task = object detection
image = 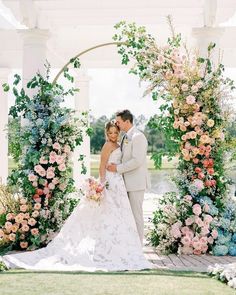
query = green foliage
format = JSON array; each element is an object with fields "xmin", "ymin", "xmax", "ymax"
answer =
[{"xmin": 0, "ymin": 63, "xmax": 90, "ymax": 252}]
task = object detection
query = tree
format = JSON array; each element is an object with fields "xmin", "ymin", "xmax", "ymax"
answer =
[{"xmin": 90, "ymin": 115, "xmax": 109, "ymax": 154}]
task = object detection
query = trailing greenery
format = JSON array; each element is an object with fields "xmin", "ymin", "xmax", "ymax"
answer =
[
  {"xmin": 114, "ymin": 20, "xmax": 236, "ymax": 255},
  {"xmin": 0, "ymin": 62, "xmax": 90, "ymax": 252}
]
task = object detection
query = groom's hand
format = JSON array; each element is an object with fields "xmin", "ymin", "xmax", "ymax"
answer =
[{"xmin": 106, "ymin": 163, "xmax": 117, "ymax": 172}]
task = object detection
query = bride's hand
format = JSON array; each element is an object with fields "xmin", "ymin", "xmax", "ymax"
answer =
[{"xmin": 106, "ymin": 163, "xmax": 117, "ymax": 172}]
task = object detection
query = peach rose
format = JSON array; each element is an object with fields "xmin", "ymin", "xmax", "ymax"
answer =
[{"xmin": 20, "ymin": 241, "xmax": 28, "ymax": 249}]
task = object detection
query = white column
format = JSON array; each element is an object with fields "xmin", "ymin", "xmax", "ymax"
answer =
[
  {"xmin": 192, "ymin": 27, "xmax": 225, "ymax": 62},
  {"xmin": 73, "ymin": 70, "xmax": 91, "ymax": 189},
  {"xmin": 18, "ymin": 29, "xmax": 49, "ymax": 92},
  {"xmin": 0, "ymin": 68, "xmax": 11, "ymax": 184}
]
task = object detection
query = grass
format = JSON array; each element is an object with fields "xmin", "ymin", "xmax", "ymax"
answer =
[
  {"xmin": 0, "ymin": 269, "xmax": 235, "ymax": 295},
  {"xmin": 90, "ymin": 154, "xmax": 178, "ymax": 170}
]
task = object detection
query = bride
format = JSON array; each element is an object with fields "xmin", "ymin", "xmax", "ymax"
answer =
[{"xmin": 2, "ymin": 121, "xmax": 152, "ymax": 271}]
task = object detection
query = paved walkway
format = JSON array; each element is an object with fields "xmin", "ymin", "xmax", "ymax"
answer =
[
  {"xmin": 143, "ymin": 194, "xmax": 236, "ymax": 272},
  {"xmin": 143, "ymin": 246, "xmax": 236, "ymax": 272}
]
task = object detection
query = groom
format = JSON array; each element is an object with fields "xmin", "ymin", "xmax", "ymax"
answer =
[{"xmin": 107, "ymin": 109, "xmax": 150, "ymax": 245}]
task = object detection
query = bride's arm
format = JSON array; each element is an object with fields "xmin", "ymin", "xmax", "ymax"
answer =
[{"xmin": 99, "ymin": 143, "xmax": 112, "ymax": 183}]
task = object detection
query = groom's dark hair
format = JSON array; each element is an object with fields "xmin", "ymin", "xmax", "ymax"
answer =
[{"xmin": 116, "ymin": 109, "xmax": 133, "ymax": 124}]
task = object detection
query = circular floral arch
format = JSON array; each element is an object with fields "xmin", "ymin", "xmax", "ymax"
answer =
[{"xmin": 1, "ymin": 21, "xmax": 236, "ymax": 257}]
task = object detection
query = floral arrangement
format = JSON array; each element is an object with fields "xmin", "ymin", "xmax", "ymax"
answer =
[
  {"xmin": 211, "ymin": 198, "xmax": 236, "ymax": 256},
  {"xmin": 209, "ymin": 263, "xmax": 236, "ymax": 289},
  {"xmin": 149, "ymin": 192, "xmax": 219, "ymax": 254},
  {"xmin": 83, "ymin": 177, "xmax": 108, "ymax": 203},
  {"xmin": 0, "ymin": 259, "xmax": 8, "ymax": 272},
  {"xmin": 0, "ymin": 63, "xmax": 91, "ymax": 253},
  {"xmin": 113, "ymin": 20, "xmax": 235, "ymax": 254}
]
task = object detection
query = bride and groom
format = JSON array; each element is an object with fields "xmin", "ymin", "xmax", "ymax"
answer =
[{"xmin": 2, "ymin": 109, "xmax": 152, "ymax": 271}]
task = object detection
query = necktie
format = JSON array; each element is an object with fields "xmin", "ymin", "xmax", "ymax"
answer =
[{"xmin": 121, "ymin": 134, "xmax": 127, "ymax": 151}]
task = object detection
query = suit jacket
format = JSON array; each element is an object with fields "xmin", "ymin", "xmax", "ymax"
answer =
[{"xmin": 117, "ymin": 127, "xmax": 151, "ymax": 192}]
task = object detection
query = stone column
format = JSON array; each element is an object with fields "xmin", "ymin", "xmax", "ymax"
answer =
[
  {"xmin": 73, "ymin": 70, "xmax": 91, "ymax": 189},
  {"xmin": 192, "ymin": 27, "xmax": 225, "ymax": 62},
  {"xmin": 18, "ymin": 29, "xmax": 49, "ymax": 93},
  {"xmin": 0, "ymin": 68, "xmax": 11, "ymax": 184}
]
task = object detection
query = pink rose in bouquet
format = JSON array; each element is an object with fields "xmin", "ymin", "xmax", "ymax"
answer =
[{"xmin": 84, "ymin": 177, "xmax": 109, "ymax": 203}]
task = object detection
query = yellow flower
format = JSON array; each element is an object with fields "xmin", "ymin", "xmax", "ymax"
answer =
[{"xmin": 207, "ymin": 119, "xmax": 215, "ymax": 127}]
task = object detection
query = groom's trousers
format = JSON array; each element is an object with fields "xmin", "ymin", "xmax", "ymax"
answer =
[{"xmin": 128, "ymin": 190, "xmax": 145, "ymax": 246}]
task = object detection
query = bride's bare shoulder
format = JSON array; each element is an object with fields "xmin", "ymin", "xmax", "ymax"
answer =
[{"xmin": 101, "ymin": 142, "xmax": 114, "ymax": 153}]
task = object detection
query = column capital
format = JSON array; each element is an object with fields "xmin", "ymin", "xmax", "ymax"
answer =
[
  {"xmin": 18, "ymin": 29, "xmax": 50, "ymax": 45},
  {"xmin": 192, "ymin": 26, "xmax": 225, "ymax": 39}
]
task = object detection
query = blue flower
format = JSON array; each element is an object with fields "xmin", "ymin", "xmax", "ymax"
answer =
[
  {"xmin": 232, "ymin": 233, "xmax": 236, "ymax": 243},
  {"xmin": 228, "ymin": 243, "xmax": 236, "ymax": 256},
  {"xmin": 212, "ymin": 245, "xmax": 229, "ymax": 256}
]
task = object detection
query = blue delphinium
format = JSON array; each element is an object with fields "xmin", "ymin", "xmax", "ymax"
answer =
[
  {"xmin": 212, "ymin": 198, "xmax": 236, "ymax": 256},
  {"xmin": 228, "ymin": 243, "xmax": 236, "ymax": 256},
  {"xmin": 213, "ymin": 245, "xmax": 229, "ymax": 256},
  {"xmin": 232, "ymin": 233, "xmax": 236, "ymax": 243}
]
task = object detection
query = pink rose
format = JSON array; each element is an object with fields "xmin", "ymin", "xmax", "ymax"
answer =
[
  {"xmin": 191, "ymin": 85, "xmax": 198, "ymax": 93},
  {"xmin": 20, "ymin": 205, "xmax": 28, "ymax": 212},
  {"xmin": 185, "ymin": 217, "xmax": 194, "ymax": 226},
  {"xmin": 21, "ymin": 224, "xmax": 30, "ymax": 232},
  {"xmin": 20, "ymin": 241, "xmax": 28, "ymax": 249},
  {"xmin": 211, "ymin": 229, "xmax": 218, "ymax": 239},
  {"xmin": 34, "ymin": 203, "xmax": 41, "ymax": 210},
  {"xmin": 43, "ymin": 187, "xmax": 50, "ymax": 195},
  {"xmin": 58, "ymin": 164, "xmax": 66, "ymax": 172},
  {"xmin": 181, "ymin": 226, "xmax": 190, "ymax": 235},
  {"xmin": 53, "ymin": 142, "xmax": 61, "ymax": 150},
  {"xmin": 193, "ymin": 204, "xmax": 202, "ymax": 216},
  {"xmin": 52, "ymin": 178, "xmax": 59, "ymax": 185},
  {"xmin": 181, "ymin": 84, "xmax": 189, "ymax": 91},
  {"xmin": 28, "ymin": 174, "xmax": 38, "ymax": 182},
  {"xmin": 48, "ymin": 183, "xmax": 55, "ymax": 190},
  {"xmin": 201, "ymin": 227, "xmax": 210, "ymax": 236},
  {"xmin": 64, "ymin": 145, "xmax": 71, "ymax": 154},
  {"xmin": 56, "ymin": 155, "xmax": 65, "ymax": 165},
  {"xmin": 31, "ymin": 228, "xmax": 39, "ymax": 236},
  {"xmin": 204, "ymin": 214, "xmax": 213, "ymax": 223},
  {"xmin": 32, "ymin": 211, "xmax": 40, "ymax": 218},
  {"xmin": 208, "ymin": 236, "xmax": 214, "ymax": 244},
  {"xmin": 39, "ymin": 157, "xmax": 48, "ymax": 164},
  {"xmin": 28, "ymin": 218, "xmax": 37, "ymax": 226},
  {"xmin": 181, "ymin": 246, "xmax": 193, "ymax": 255},
  {"xmin": 196, "ymin": 81, "xmax": 204, "ymax": 88},
  {"xmin": 186, "ymin": 95, "xmax": 196, "ymax": 105},
  {"xmin": 59, "ymin": 183, "xmax": 67, "ymax": 191},
  {"xmin": 195, "ymin": 216, "xmax": 204, "ymax": 227},
  {"xmin": 181, "ymin": 236, "xmax": 191, "ymax": 246},
  {"xmin": 184, "ymin": 195, "xmax": 192, "ymax": 202},
  {"xmin": 46, "ymin": 170, "xmax": 55, "ymax": 179}
]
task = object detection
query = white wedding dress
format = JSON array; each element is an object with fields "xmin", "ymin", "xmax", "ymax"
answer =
[{"xmin": 2, "ymin": 148, "xmax": 152, "ymax": 271}]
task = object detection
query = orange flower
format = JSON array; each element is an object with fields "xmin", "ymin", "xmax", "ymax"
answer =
[{"xmin": 20, "ymin": 241, "xmax": 28, "ymax": 249}]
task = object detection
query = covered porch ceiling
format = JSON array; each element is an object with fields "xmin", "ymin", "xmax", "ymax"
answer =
[{"xmin": 1, "ymin": 0, "xmax": 236, "ymax": 68}]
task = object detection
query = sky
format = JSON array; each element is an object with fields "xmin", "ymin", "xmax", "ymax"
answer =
[{"xmin": 88, "ymin": 68, "xmax": 160, "ymax": 119}]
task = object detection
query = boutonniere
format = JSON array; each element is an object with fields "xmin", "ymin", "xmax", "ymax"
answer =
[{"xmin": 124, "ymin": 138, "xmax": 129, "ymax": 145}]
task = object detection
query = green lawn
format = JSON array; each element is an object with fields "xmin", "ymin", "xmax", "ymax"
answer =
[
  {"xmin": 0, "ymin": 269, "xmax": 235, "ymax": 295},
  {"xmin": 90, "ymin": 154, "xmax": 178, "ymax": 170}
]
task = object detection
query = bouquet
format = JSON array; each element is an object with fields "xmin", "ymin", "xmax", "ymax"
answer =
[{"xmin": 83, "ymin": 177, "xmax": 108, "ymax": 203}]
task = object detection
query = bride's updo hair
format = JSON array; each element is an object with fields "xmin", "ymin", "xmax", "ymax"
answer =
[{"xmin": 105, "ymin": 120, "xmax": 120, "ymax": 141}]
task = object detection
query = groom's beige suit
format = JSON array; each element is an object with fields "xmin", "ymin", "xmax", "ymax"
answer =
[{"xmin": 117, "ymin": 126, "xmax": 150, "ymax": 244}]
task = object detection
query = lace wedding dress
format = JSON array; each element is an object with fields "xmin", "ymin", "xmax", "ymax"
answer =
[{"xmin": 2, "ymin": 148, "xmax": 152, "ymax": 271}]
